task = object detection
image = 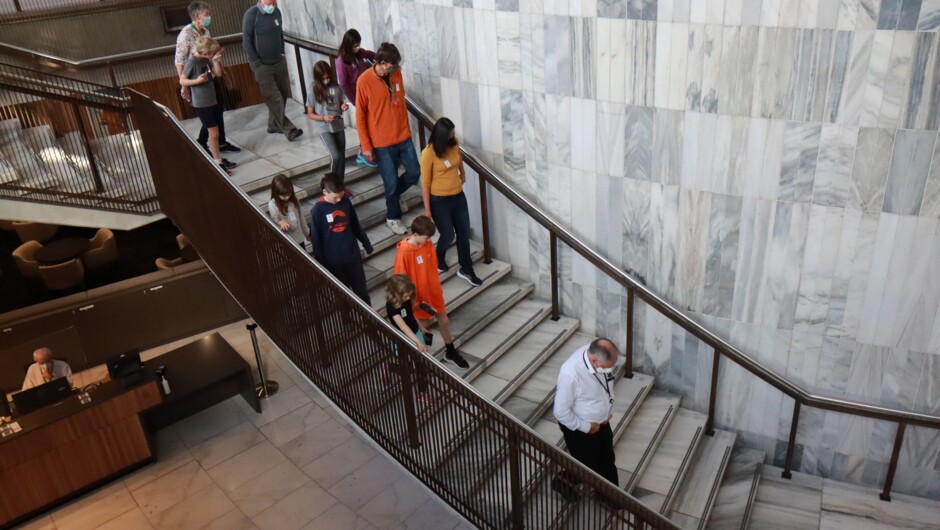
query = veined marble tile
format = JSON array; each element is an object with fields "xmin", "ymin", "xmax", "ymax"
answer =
[
  {"xmin": 878, "ymin": 30, "xmax": 915, "ymax": 129},
  {"xmin": 813, "ymin": 124, "xmax": 858, "ymax": 207},
  {"xmin": 849, "ymin": 127, "xmax": 894, "ymax": 212},
  {"xmin": 901, "ymin": 31, "xmax": 939, "ymax": 130},
  {"xmin": 838, "ymin": 29, "xmax": 874, "ymax": 125},
  {"xmin": 856, "ymin": 214, "xmax": 899, "ymax": 344},
  {"xmin": 754, "ymin": 27, "xmax": 778, "ymax": 119},
  {"xmin": 883, "ymin": 129, "xmax": 935, "ymax": 215},
  {"xmin": 772, "ymin": 29, "xmax": 798, "ymax": 119},
  {"xmin": 628, "ymin": 21, "xmax": 657, "ymax": 106},
  {"xmin": 822, "ymin": 477, "xmax": 940, "ymax": 527},
  {"xmin": 920, "ymin": 0, "xmax": 940, "ymax": 28},
  {"xmin": 685, "ymin": 24, "xmax": 706, "ymax": 112},
  {"xmin": 676, "ymin": 190, "xmax": 710, "ymax": 312},
  {"xmin": 699, "ymin": 24, "xmax": 722, "ymax": 113},
  {"xmin": 622, "ymin": 179, "xmax": 651, "ymax": 284},
  {"xmin": 922, "ymin": 138, "xmax": 940, "ymax": 219},
  {"xmin": 779, "ymin": 121, "xmax": 820, "ymax": 204},
  {"xmin": 496, "ymin": 12, "xmax": 522, "ymax": 90},
  {"xmin": 652, "ymin": 109, "xmax": 683, "ymax": 186},
  {"xmin": 838, "ymin": 0, "xmax": 862, "ymax": 29},
  {"xmin": 860, "ymin": 30, "xmax": 894, "ymax": 127},
  {"xmin": 649, "ymin": 183, "xmax": 680, "ymax": 299},
  {"xmin": 717, "ymin": 26, "xmax": 739, "ymax": 116},
  {"xmin": 654, "ymin": 22, "xmax": 673, "ymax": 108},
  {"xmin": 913, "ymin": 353, "xmax": 940, "ymax": 414},
  {"xmin": 857, "ymin": 0, "xmax": 884, "ymax": 29},
  {"xmin": 624, "ymin": 105, "xmax": 652, "ymax": 181},
  {"xmin": 668, "ymin": 24, "xmax": 690, "ymax": 110},
  {"xmin": 878, "ymin": 0, "xmax": 904, "ymax": 28},
  {"xmin": 702, "ymin": 194, "xmax": 742, "ymax": 319},
  {"xmin": 734, "ymin": 27, "xmax": 759, "ymax": 117}
]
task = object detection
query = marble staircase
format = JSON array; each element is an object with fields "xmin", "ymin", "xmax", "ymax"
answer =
[{"xmin": 221, "ymin": 123, "xmax": 940, "ymax": 529}]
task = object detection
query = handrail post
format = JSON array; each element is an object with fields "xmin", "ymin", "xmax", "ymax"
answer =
[
  {"xmin": 625, "ymin": 289, "xmax": 634, "ymax": 379},
  {"xmin": 70, "ymin": 102, "xmax": 104, "ymax": 193},
  {"xmin": 107, "ymin": 62, "xmax": 118, "ymax": 87},
  {"xmin": 705, "ymin": 348, "xmax": 720, "ymax": 436},
  {"xmin": 293, "ymin": 44, "xmax": 306, "ymax": 109},
  {"xmin": 478, "ymin": 172, "xmax": 492, "ymax": 264},
  {"xmin": 782, "ymin": 400, "xmax": 801, "ymax": 479},
  {"xmin": 881, "ymin": 421, "xmax": 907, "ymax": 501},
  {"xmin": 400, "ymin": 348, "xmax": 422, "ymax": 449},
  {"xmin": 508, "ymin": 430, "xmax": 524, "ymax": 529},
  {"xmin": 550, "ymin": 232, "xmax": 559, "ymax": 321},
  {"xmin": 418, "ymin": 125, "xmax": 426, "ymax": 150}
]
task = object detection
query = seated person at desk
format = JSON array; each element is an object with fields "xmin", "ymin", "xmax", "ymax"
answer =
[{"xmin": 22, "ymin": 347, "xmax": 72, "ymax": 391}]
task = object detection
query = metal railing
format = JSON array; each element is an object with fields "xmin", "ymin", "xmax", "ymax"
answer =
[
  {"xmin": 0, "ymin": 0, "xmax": 185, "ymax": 23},
  {"xmin": 129, "ymin": 88, "xmax": 678, "ymax": 529},
  {"xmin": 282, "ymin": 32, "xmax": 940, "ymax": 503},
  {"xmin": 0, "ymin": 62, "xmax": 157, "ymax": 213}
]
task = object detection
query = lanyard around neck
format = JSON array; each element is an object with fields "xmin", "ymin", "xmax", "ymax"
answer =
[{"xmin": 582, "ymin": 352, "xmax": 612, "ymax": 400}]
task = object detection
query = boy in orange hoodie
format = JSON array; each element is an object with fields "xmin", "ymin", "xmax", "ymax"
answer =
[{"xmin": 393, "ymin": 216, "xmax": 470, "ymax": 369}]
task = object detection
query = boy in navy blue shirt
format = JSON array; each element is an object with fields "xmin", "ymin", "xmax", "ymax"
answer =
[{"xmin": 310, "ymin": 172, "xmax": 374, "ymax": 303}]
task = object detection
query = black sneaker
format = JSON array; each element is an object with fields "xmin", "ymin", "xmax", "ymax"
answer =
[
  {"xmin": 438, "ymin": 264, "xmax": 449, "ymax": 275},
  {"xmin": 220, "ymin": 158, "xmax": 237, "ymax": 170},
  {"xmin": 220, "ymin": 142, "xmax": 241, "ymax": 153},
  {"xmin": 445, "ymin": 348, "xmax": 469, "ymax": 369},
  {"xmin": 457, "ymin": 269, "xmax": 483, "ymax": 287},
  {"xmin": 267, "ymin": 128, "xmax": 278, "ymax": 134},
  {"xmin": 287, "ymin": 128, "xmax": 303, "ymax": 141}
]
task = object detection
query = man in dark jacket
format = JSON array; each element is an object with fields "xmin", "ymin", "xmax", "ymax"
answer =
[{"xmin": 242, "ymin": 0, "xmax": 302, "ymax": 141}]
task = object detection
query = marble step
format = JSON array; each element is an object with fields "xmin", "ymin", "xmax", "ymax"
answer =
[
  {"xmin": 369, "ymin": 258, "xmax": 513, "ymax": 320},
  {"xmin": 632, "ymin": 408, "xmax": 707, "ymax": 514},
  {"xmin": 748, "ymin": 464, "xmax": 823, "ymax": 530},
  {"xmin": 425, "ymin": 277, "xmax": 534, "ymax": 361},
  {"xmin": 362, "ymin": 237, "xmax": 483, "ymax": 291},
  {"xmin": 240, "ymin": 144, "xmax": 361, "ymax": 194},
  {"xmin": 455, "ymin": 297, "xmax": 553, "ymax": 382},
  {"xmin": 360, "ymin": 209, "xmax": 424, "ymax": 257},
  {"xmin": 613, "ymin": 393, "xmax": 681, "ymax": 492},
  {"xmin": 248, "ymin": 162, "xmax": 374, "ymax": 208},
  {"xmin": 472, "ymin": 326, "xmax": 584, "ymax": 407},
  {"xmin": 356, "ymin": 185, "xmax": 424, "ymax": 229},
  {"xmin": 703, "ymin": 448, "xmax": 764, "ymax": 530},
  {"xmin": 666, "ymin": 428, "xmax": 736, "ymax": 529}
]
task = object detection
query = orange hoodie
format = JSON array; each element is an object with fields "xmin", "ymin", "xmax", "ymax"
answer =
[
  {"xmin": 393, "ymin": 237, "xmax": 445, "ymax": 320},
  {"xmin": 355, "ymin": 67, "xmax": 411, "ymax": 152}
]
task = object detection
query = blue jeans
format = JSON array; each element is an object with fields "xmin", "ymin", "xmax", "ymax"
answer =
[
  {"xmin": 430, "ymin": 191, "xmax": 473, "ymax": 274},
  {"xmin": 374, "ymin": 138, "xmax": 420, "ymax": 220}
]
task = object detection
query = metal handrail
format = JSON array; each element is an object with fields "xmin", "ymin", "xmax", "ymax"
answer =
[{"xmin": 0, "ymin": 33, "xmax": 242, "ymax": 69}]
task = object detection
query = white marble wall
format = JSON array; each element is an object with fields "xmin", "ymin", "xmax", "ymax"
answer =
[{"xmin": 283, "ymin": 0, "xmax": 940, "ymax": 499}]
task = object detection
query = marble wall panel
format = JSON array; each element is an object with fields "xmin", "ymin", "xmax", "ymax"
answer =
[{"xmin": 285, "ymin": 0, "xmax": 940, "ymax": 497}]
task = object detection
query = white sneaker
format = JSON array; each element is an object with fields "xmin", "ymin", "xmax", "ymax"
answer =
[
  {"xmin": 399, "ymin": 197, "xmax": 410, "ymax": 213},
  {"xmin": 386, "ymin": 219, "xmax": 408, "ymax": 234}
]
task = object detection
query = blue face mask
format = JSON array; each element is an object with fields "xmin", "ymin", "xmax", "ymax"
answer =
[
  {"xmin": 201, "ymin": 15, "xmax": 212, "ymax": 27},
  {"xmin": 261, "ymin": 4, "xmax": 275, "ymax": 14}
]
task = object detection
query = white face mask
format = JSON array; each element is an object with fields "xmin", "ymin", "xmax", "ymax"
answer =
[{"xmin": 595, "ymin": 366, "xmax": 614, "ymax": 375}]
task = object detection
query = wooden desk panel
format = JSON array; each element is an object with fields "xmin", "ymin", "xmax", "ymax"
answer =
[{"xmin": 0, "ymin": 380, "xmax": 162, "ymax": 528}]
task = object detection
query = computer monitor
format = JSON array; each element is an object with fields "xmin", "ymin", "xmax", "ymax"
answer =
[
  {"xmin": 12, "ymin": 377, "xmax": 73, "ymax": 416},
  {"xmin": 107, "ymin": 349, "xmax": 143, "ymax": 385}
]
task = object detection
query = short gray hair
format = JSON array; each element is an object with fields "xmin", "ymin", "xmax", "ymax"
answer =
[
  {"xmin": 587, "ymin": 338, "xmax": 617, "ymax": 362},
  {"xmin": 188, "ymin": 1, "xmax": 211, "ymax": 21},
  {"xmin": 33, "ymin": 347, "xmax": 52, "ymax": 362}
]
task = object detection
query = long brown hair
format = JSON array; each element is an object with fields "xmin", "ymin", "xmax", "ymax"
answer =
[
  {"xmin": 270, "ymin": 174, "xmax": 300, "ymax": 216},
  {"xmin": 312, "ymin": 61, "xmax": 335, "ymax": 104},
  {"xmin": 385, "ymin": 274, "xmax": 416, "ymax": 307}
]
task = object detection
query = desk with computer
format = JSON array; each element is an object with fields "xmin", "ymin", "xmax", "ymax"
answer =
[{"xmin": 0, "ymin": 333, "xmax": 260, "ymax": 529}]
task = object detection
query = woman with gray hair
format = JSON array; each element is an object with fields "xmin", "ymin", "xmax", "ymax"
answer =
[{"xmin": 174, "ymin": 1, "xmax": 240, "ymax": 154}]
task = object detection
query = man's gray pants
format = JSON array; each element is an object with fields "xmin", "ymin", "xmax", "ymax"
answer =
[{"xmin": 251, "ymin": 58, "xmax": 296, "ymax": 135}]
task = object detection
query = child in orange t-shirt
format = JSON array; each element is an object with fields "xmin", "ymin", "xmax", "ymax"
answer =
[{"xmin": 393, "ymin": 216, "xmax": 470, "ymax": 369}]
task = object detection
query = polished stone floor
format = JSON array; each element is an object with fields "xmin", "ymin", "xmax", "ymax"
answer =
[{"xmin": 15, "ymin": 320, "xmax": 471, "ymax": 530}]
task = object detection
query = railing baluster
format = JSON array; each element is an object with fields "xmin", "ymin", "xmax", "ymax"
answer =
[
  {"xmin": 881, "ymin": 421, "xmax": 906, "ymax": 501},
  {"xmin": 705, "ymin": 348, "xmax": 720, "ymax": 436},
  {"xmin": 293, "ymin": 44, "xmax": 307, "ymax": 108},
  {"xmin": 400, "ymin": 350, "xmax": 422, "ymax": 449},
  {"xmin": 508, "ymin": 430, "xmax": 524, "ymax": 530},
  {"xmin": 625, "ymin": 289, "xmax": 634, "ymax": 379},
  {"xmin": 69, "ymin": 102, "xmax": 104, "ymax": 193},
  {"xmin": 418, "ymin": 125, "xmax": 426, "ymax": 150},
  {"xmin": 550, "ymin": 232, "xmax": 559, "ymax": 321},
  {"xmin": 782, "ymin": 400, "xmax": 801, "ymax": 479},
  {"xmin": 478, "ymin": 172, "xmax": 492, "ymax": 264}
]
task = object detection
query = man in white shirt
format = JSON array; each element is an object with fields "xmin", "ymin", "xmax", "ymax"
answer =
[
  {"xmin": 553, "ymin": 338, "xmax": 620, "ymax": 487},
  {"xmin": 22, "ymin": 347, "xmax": 73, "ymax": 391}
]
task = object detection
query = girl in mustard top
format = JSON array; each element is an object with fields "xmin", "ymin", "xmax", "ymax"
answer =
[{"xmin": 420, "ymin": 118, "xmax": 482, "ymax": 287}]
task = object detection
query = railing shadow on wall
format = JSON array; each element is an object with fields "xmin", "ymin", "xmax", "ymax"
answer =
[
  {"xmin": 128, "ymin": 88, "xmax": 679, "ymax": 530},
  {"xmin": 280, "ymin": 32, "xmax": 940, "ymax": 503}
]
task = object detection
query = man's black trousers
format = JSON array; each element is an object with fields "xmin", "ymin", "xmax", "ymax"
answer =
[{"xmin": 559, "ymin": 423, "xmax": 619, "ymax": 486}]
